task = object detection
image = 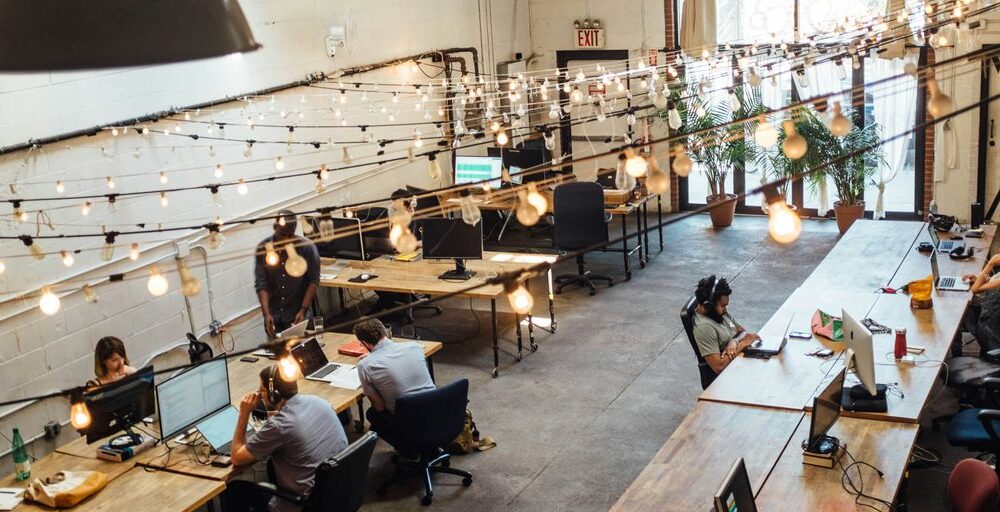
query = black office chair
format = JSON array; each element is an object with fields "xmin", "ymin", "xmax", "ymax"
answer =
[
  {"xmin": 552, "ymin": 181, "xmax": 613, "ymax": 296},
  {"xmin": 681, "ymin": 296, "xmax": 717, "ymax": 390},
  {"xmin": 256, "ymin": 431, "xmax": 378, "ymax": 512},
  {"xmin": 376, "ymin": 379, "xmax": 473, "ymax": 506},
  {"xmin": 186, "ymin": 333, "xmax": 213, "ymax": 364}
]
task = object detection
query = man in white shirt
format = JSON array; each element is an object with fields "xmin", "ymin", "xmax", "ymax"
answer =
[{"xmin": 353, "ymin": 318, "xmax": 435, "ymax": 447}]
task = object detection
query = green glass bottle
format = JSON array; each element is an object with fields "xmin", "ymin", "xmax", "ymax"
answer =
[{"xmin": 11, "ymin": 428, "xmax": 30, "ymax": 481}]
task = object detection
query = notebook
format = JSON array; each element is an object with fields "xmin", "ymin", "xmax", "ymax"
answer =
[{"xmin": 338, "ymin": 340, "xmax": 369, "ymax": 357}]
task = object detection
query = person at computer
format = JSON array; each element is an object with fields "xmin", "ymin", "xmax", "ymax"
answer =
[
  {"xmin": 961, "ymin": 253, "xmax": 1000, "ymax": 360},
  {"xmin": 225, "ymin": 364, "xmax": 348, "ymax": 512},
  {"xmin": 353, "ymin": 318, "xmax": 435, "ymax": 448},
  {"xmin": 691, "ymin": 276, "xmax": 761, "ymax": 374},
  {"xmin": 254, "ymin": 210, "xmax": 321, "ymax": 338},
  {"xmin": 86, "ymin": 336, "xmax": 136, "ymax": 387}
]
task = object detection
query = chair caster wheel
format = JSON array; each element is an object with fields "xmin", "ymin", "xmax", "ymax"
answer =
[
  {"xmin": 376, "ymin": 487, "xmax": 388, "ymax": 497},
  {"xmin": 421, "ymin": 495, "xmax": 433, "ymax": 506},
  {"xmin": 491, "ymin": 368, "xmax": 499, "ymax": 378},
  {"xmin": 462, "ymin": 476, "xmax": 473, "ymax": 487}
]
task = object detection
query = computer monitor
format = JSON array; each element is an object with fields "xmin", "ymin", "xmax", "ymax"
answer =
[
  {"xmin": 156, "ymin": 355, "xmax": 231, "ymax": 442},
  {"xmin": 842, "ymin": 309, "xmax": 878, "ymax": 396},
  {"xmin": 804, "ymin": 396, "xmax": 841, "ymax": 454},
  {"xmin": 419, "ymin": 217, "xmax": 483, "ymax": 280},
  {"xmin": 310, "ymin": 216, "xmax": 368, "ymax": 260},
  {"xmin": 455, "ymin": 155, "xmax": 503, "ymax": 188},
  {"xmin": 818, "ymin": 368, "xmax": 846, "ymax": 405},
  {"xmin": 713, "ymin": 458, "xmax": 758, "ymax": 512},
  {"xmin": 80, "ymin": 366, "xmax": 155, "ymax": 445},
  {"xmin": 489, "ymin": 146, "xmax": 551, "ymax": 184},
  {"xmin": 406, "ymin": 185, "xmax": 444, "ymax": 218}
]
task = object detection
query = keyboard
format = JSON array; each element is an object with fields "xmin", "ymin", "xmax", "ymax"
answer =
[
  {"xmin": 311, "ymin": 363, "xmax": 341, "ymax": 379},
  {"xmin": 940, "ymin": 277, "xmax": 956, "ymax": 288},
  {"xmin": 940, "ymin": 241, "xmax": 955, "ymax": 251}
]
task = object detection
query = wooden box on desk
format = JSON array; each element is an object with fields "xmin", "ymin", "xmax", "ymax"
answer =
[
  {"xmin": 604, "ymin": 189, "xmax": 631, "ymax": 205},
  {"xmin": 802, "ymin": 443, "xmax": 846, "ymax": 469}
]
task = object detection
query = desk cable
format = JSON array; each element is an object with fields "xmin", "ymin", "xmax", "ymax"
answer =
[{"xmin": 832, "ymin": 439, "xmax": 894, "ymax": 512}]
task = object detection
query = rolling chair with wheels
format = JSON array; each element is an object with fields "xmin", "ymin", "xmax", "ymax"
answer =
[
  {"xmin": 681, "ymin": 296, "xmax": 717, "ymax": 390},
  {"xmin": 251, "ymin": 431, "xmax": 378, "ymax": 512},
  {"xmin": 552, "ymin": 181, "xmax": 613, "ymax": 296},
  {"xmin": 948, "ymin": 458, "xmax": 1000, "ymax": 512},
  {"xmin": 947, "ymin": 377, "xmax": 1000, "ymax": 475},
  {"xmin": 376, "ymin": 379, "xmax": 473, "ymax": 506}
]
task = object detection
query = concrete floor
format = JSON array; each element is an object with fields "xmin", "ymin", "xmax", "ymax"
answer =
[{"xmin": 326, "ymin": 213, "xmax": 964, "ymax": 511}]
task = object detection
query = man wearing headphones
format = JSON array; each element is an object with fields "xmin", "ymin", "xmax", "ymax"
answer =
[
  {"xmin": 225, "ymin": 365, "xmax": 347, "ymax": 512},
  {"xmin": 691, "ymin": 275, "xmax": 760, "ymax": 375}
]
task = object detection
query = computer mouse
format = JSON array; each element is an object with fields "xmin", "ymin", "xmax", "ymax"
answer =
[
  {"xmin": 360, "ymin": 273, "xmax": 370, "ymax": 281},
  {"xmin": 753, "ymin": 340, "xmax": 762, "ymax": 347}
]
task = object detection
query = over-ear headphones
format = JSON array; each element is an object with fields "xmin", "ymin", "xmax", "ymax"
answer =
[
  {"xmin": 950, "ymin": 246, "xmax": 974, "ymax": 260},
  {"xmin": 266, "ymin": 365, "xmax": 282, "ymax": 405},
  {"xmin": 702, "ymin": 276, "xmax": 719, "ymax": 309}
]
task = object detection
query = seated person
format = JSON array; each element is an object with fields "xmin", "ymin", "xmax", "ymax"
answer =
[
  {"xmin": 87, "ymin": 337, "xmax": 136, "ymax": 387},
  {"xmin": 226, "ymin": 365, "xmax": 348, "ymax": 512},
  {"xmin": 353, "ymin": 318, "xmax": 435, "ymax": 448},
  {"xmin": 962, "ymin": 254, "xmax": 1000, "ymax": 359},
  {"xmin": 691, "ymin": 276, "xmax": 760, "ymax": 374}
]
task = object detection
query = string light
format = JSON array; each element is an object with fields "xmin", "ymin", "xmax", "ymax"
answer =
[
  {"xmin": 160, "ymin": 192, "xmax": 169, "ymax": 206},
  {"xmin": 265, "ymin": 242, "xmax": 280, "ymax": 266},
  {"xmin": 828, "ymin": 102, "xmax": 851, "ymax": 137},
  {"xmin": 106, "ymin": 176, "xmax": 115, "ymax": 189},
  {"xmin": 69, "ymin": 391, "xmax": 91, "ymax": 430},
  {"xmin": 516, "ymin": 190, "xmax": 540, "ymax": 226},
  {"xmin": 764, "ymin": 183, "xmax": 801, "ymax": 244},
  {"xmin": 129, "ymin": 243, "xmax": 140, "ymax": 261},
  {"xmin": 21, "ymin": 236, "xmax": 44, "ymax": 260},
  {"xmin": 0, "ymin": 259, "xmax": 6, "ymax": 274},
  {"xmin": 147, "ymin": 265, "xmax": 169, "ymax": 297},
  {"xmin": 671, "ymin": 145, "xmax": 693, "ymax": 177},
  {"xmin": 754, "ymin": 116, "xmax": 779, "ymax": 148},
  {"xmin": 623, "ymin": 148, "xmax": 649, "ymax": 177},
  {"xmin": 459, "ymin": 191, "xmax": 481, "ymax": 226},
  {"xmin": 275, "ymin": 156, "xmax": 285, "ymax": 170},
  {"xmin": 214, "ymin": 164, "xmax": 224, "ymax": 178},
  {"xmin": 237, "ymin": 179, "xmax": 249, "ymax": 195},
  {"xmin": 159, "ymin": 171, "xmax": 168, "ymax": 184},
  {"xmin": 12, "ymin": 202, "xmax": 27, "ymax": 223},
  {"xmin": 525, "ymin": 183, "xmax": 548, "ymax": 215},
  {"xmin": 496, "ymin": 129, "xmax": 509, "ymax": 146},
  {"xmin": 505, "ymin": 279, "xmax": 534, "ymax": 315},
  {"xmin": 284, "ymin": 243, "xmax": 308, "ymax": 277},
  {"xmin": 101, "ymin": 233, "xmax": 116, "ymax": 261},
  {"xmin": 60, "ymin": 250, "xmax": 74, "ymax": 267},
  {"xmin": 179, "ymin": 260, "xmax": 202, "ymax": 297},
  {"xmin": 781, "ymin": 120, "xmax": 808, "ymax": 160},
  {"xmin": 207, "ymin": 227, "xmax": 225, "ymax": 250},
  {"xmin": 927, "ymin": 77, "xmax": 955, "ymax": 118},
  {"xmin": 83, "ymin": 284, "xmax": 98, "ymax": 304},
  {"xmin": 278, "ymin": 352, "xmax": 302, "ymax": 381},
  {"xmin": 55, "ymin": 181, "xmax": 65, "ymax": 194},
  {"xmin": 427, "ymin": 153, "xmax": 442, "ymax": 182},
  {"xmin": 39, "ymin": 288, "xmax": 61, "ymax": 316},
  {"xmin": 81, "ymin": 202, "xmax": 92, "ymax": 216}
]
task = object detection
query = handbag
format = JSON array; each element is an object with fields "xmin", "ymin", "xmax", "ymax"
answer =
[
  {"xmin": 811, "ymin": 309, "xmax": 843, "ymax": 341},
  {"xmin": 446, "ymin": 410, "xmax": 496, "ymax": 455},
  {"xmin": 25, "ymin": 471, "xmax": 108, "ymax": 508}
]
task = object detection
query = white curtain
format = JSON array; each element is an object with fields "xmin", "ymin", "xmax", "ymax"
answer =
[
  {"xmin": 680, "ymin": 0, "xmax": 718, "ymax": 59},
  {"xmin": 868, "ymin": 50, "xmax": 917, "ymax": 219},
  {"xmin": 796, "ymin": 61, "xmax": 849, "ymax": 214}
]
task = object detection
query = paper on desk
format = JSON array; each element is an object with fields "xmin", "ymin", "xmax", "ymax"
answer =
[
  {"xmin": 0, "ymin": 488, "xmax": 24, "ymax": 511},
  {"xmin": 328, "ymin": 368, "xmax": 361, "ymax": 390}
]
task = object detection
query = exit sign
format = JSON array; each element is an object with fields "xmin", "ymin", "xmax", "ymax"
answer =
[{"xmin": 574, "ymin": 28, "xmax": 605, "ymax": 48}]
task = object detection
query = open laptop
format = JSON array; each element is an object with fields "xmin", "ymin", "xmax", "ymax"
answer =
[
  {"xmin": 196, "ymin": 405, "xmax": 252, "ymax": 456},
  {"xmin": 714, "ymin": 458, "xmax": 757, "ymax": 512},
  {"xmin": 932, "ymin": 251, "xmax": 970, "ymax": 291},
  {"xmin": 253, "ymin": 319, "xmax": 310, "ymax": 357},
  {"xmin": 928, "ymin": 223, "xmax": 964, "ymax": 253},
  {"xmin": 290, "ymin": 337, "xmax": 350, "ymax": 382},
  {"xmin": 744, "ymin": 314, "xmax": 793, "ymax": 357}
]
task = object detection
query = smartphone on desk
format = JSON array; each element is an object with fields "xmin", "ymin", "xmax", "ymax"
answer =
[{"xmin": 788, "ymin": 331, "xmax": 812, "ymax": 339}]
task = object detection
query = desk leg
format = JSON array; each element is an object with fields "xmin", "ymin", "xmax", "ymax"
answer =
[
  {"xmin": 621, "ymin": 214, "xmax": 632, "ymax": 280},
  {"xmin": 526, "ymin": 280, "xmax": 537, "ymax": 352},
  {"xmin": 491, "ymin": 299, "xmax": 500, "ymax": 378},
  {"xmin": 635, "ymin": 208, "xmax": 646, "ymax": 269},
  {"xmin": 657, "ymin": 195, "xmax": 664, "ymax": 252},
  {"xmin": 355, "ymin": 398, "xmax": 365, "ymax": 433},
  {"xmin": 547, "ymin": 269, "xmax": 557, "ymax": 334},
  {"xmin": 515, "ymin": 312, "xmax": 523, "ymax": 362},
  {"xmin": 642, "ymin": 202, "xmax": 650, "ymax": 262}
]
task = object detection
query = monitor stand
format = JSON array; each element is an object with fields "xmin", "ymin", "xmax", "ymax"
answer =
[
  {"xmin": 110, "ymin": 424, "xmax": 145, "ymax": 448},
  {"xmin": 841, "ymin": 383, "xmax": 888, "ymax": 412},
  {"xmin": 439, "ymin": 258, "xmax": 476, "ymax": 281},
  {"xmin": 801, "ymin": 435, "xmax": 839, "ymax": 455}
]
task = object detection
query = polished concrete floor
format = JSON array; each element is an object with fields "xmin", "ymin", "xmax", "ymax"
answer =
[{"xmin": 334, "ymin": 213, "xmax": 964, "ymax": 511}]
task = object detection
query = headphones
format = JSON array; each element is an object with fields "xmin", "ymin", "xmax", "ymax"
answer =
[
  {"xmin": 265, "ymin": 365, "xmax": 282, "ymax": 405},
  {"xmin": 950, "ymin": 246, "xmax": 975, "ymax": 260},
  {"xmin": 702, "ymin": 276, "xmax": 719, "ymax": 309}
]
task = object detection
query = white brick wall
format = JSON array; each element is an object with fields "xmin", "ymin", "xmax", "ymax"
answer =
[{"xmin": 0, "ymin": 0, "xmax": 529, "ymax": 464}]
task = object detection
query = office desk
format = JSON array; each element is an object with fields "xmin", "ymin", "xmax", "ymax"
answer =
[
  {"xmin": 699, "ymin": 288, "xmax": 879, "ymax": 411},
  {"xmin": 889, "ymin": 224, "xmax": 998, "ymax": 291},
  {"xmin": 755, "ymin": 414, "xmax": 918, "ymax": 511},
  {"xmin": 320, "ymin": 251, "xmax": 557, "ymax": 377},
  {"xmin": 801, "ymin": 220, "xmax": 923, "ymax": 293},
  {"xmin": 610, "ymin": 402, "xmax": 803, "ymax": 512}
]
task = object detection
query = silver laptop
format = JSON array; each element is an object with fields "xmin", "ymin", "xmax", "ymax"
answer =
[
  {"xmin": 254, "ymin": 319, "xmax": 310, "ymax": 357},
  {"xmin": 928, "ymin": 224, "xmax": 964, "ymax": 253},
  {"xmin": 932, "ymin": 251, "xmax": 970, "ymax": 291},
  {"xmin": 744, "ymin": 314, "xmax": 793, "ymax": 357},
  {"xmin": 196, "ymin": 405, "xmax": 251, "ymax": 456}
]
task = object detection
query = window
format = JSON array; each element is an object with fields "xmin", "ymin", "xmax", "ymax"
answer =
[{"xmin": 677, "ymin": 0, "xmax": 795, "ymax": 45}]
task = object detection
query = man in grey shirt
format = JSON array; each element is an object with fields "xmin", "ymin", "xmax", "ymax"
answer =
[
  {"xmin": 691, "ymin": 275, "xmax": 760, "ymax": 375},
  {"xmin": 254, "ymin": 210, "xmax": 321, "ymax": 337},
  {"xmin": 225, "ymin": 365, "xmax": 348, "ymax": 512},
  {"xmin": 353, "ymin": 318, "xmax": 435, "ymax": 447}
]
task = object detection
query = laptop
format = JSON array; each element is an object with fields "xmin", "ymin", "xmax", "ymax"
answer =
[
  {"xmin": 928, "ymin": 223, "xmax": 964, "ymax": 253},
  {"xmin": 744, "ymin": 314, "xmax": 793, "ymax": 357},
  {"xmin": 713, "ymin": 458, "xmax": 757, "ymax": 512},
  {"xmin": 253, "ymin": 319, "xmax": 309, "ymax": 357},
  {"xmin": 196, "ymin": 405, "xmax": 252, "ymax": 456},
  {"xmin": 291, "ymin": 337, "xmax": 351, "ymax": 382},
  {"xmin": 931, "ymin": 251, "xmax": 970, "ymax": 291}
]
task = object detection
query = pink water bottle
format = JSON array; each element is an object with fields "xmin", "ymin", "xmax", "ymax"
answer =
[{"xmin": 894, "ymin": 328, "xmax": 908, "ymax": 359}]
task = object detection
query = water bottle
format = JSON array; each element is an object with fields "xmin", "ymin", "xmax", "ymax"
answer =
[{"xmin": 11, "ymin": 428, "xmax": 30, "ymax": 481}]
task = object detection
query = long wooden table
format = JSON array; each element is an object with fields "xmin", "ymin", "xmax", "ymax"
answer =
[
  {"xmin": 320, "ymin": 251, "xmax": 556, "ymax": 377},
  {"xmin": 800, "ymin": 220, "xmax": 924, "ymax": 293}
]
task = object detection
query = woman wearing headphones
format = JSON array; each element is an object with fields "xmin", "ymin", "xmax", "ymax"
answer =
[{"xmin": 691, "ymin": 275, "xmax": 760, "ymax": 375}]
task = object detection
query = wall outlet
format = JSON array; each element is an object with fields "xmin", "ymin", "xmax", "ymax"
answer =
[
  {"xmin": 174, "ymin": 241, "xmax": 190, "ymax": 259},
  {"xmin": 43, "ymin": 421, "xmax": 60, "ymax": 440},
  {"xmin": 209, "ymin": 320, "xmax": 223, "ymax": 337}
]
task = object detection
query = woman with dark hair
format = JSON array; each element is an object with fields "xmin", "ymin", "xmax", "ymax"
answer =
[
  {"xmin": 88, "ymin": 337, "xmax": 136, "ymax": 387},
  {"xmin": 691, "ymin": 275, "xmax": 760, "ymax": 375}
]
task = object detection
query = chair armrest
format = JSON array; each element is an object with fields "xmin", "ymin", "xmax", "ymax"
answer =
[
  {"xmin": 254, "ymin": 482, "xmax": 306, "ymax": 506},
  {"xmin": 983, "ymin": 377, "xmax": 1000, "ymax": 389},
  {"xmin": 977, "ymin": 409, "xmax": 1000, "ymax": 442}
]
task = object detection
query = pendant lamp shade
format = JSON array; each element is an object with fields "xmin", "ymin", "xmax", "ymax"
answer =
[{"xmin": 0, "ymin": 0, "xmax": 260, "ymax": 71}]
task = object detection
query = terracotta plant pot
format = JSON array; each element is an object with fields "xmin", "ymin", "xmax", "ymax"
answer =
[
  {"xmin": 833, "ymin": 200, "xmax": 866, "ymax": 234},
  {"xmin": 707, "ymin": 194, "xmax": 738, "ymax": 228}
]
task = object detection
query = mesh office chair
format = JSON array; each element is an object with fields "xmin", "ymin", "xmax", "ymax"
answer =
[
  {"xmin": 376, "ymin": 379, "xmax": 473, "ymax": 506},
  {"xmin": 553, "ymin": 181, "xmax": 613, "ymax": 296},
  {"xmin": 681, "ymin": 296, "xmax": 717, "ymax": 390}
]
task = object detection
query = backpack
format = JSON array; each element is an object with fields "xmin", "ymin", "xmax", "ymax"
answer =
[{"xmin": 446, "ymin": 410, "xmax": 496, "ymax": 454}]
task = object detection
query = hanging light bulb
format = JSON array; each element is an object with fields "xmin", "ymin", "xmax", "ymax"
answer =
[
  {"xmin": 207, "ymin": 228, "xmax": 225, "ymax": 250},
  {"xmin": 0, "ymin": 259, "xmax": 6, "ymax": 274},
  {"xmin": 278, "ymin": 353, "xmax": 302, "ymax": 381},
  {"xmin": 667, "ymin": 102, "xmax": 682, "ymax": 130},
  {"xmin": 39, "ymin": 288, "xmax": 60, "ymax": 316},
  {"xmin": 623, "ymin": 148, "xmax": 649, "ymax": 177},
  {"xmin": 214, "ymin": 164, "xmax": 224, "ymax": 178},
  {"xmin": 265, "ymin": 242, "xmax": 280, "ymax": 266},
  {"xmin": 237, "ymin": 179, "xmax": 249, "ymax": 195},
  {"xmin": 21, "ymin": 236, "xmax": 44, "ymax": 260},
  {"xmin": 341, "ymin": 147, "xmax": 352, "ymax": 164},
  {"xmin": 275, "ymin": 157, "xmax": 285, "ymax": 170},
  {"xmin": 397, "ymin": 229, "xmax": 418, "ymax": 253},
  {"xmin": 829, "ymin": 102, "xmax": 851, "ymax": 137},
  {"xmin": 927, "ymin": 78, "xmax": 955, "ymax": 118},
  {"xmin": 460, "ymin": 192, "xmax": 481, "ymax": 225},
  {"xmin": 81, "ymin": 202, "xmax": 91, "ymax": 216},
  {"xmin": 179, "ymin": 261, "xmax": 202, "ymax": 297},
  {"xmin": 413, "ymin": 131, "xmax": 423, "ymax": 148},
  {"xmin": 211, "ymin": 186, "xmax": 224, "ymax": 206},
  {"xmin": 782, "ymin": 121, "xmax": 808, "ymax": 160},
  {"xmin": 159, "ymin": 171, "xmax": 168, "ymax": 184},
  {"xmin": 147, "ymin": 265, "xmax": 169, "ymax": 296},
  {"xmin": 60, "ymin": 250, "xmax": 74, "ymax": 267},
  {"xmin": 69, "ymin": 391, "xmax": 92, "ymax": 430},
  {"xmin": 754, "ymin": 116, "xmax": 779, "ymax": 148},
  {"xmin": 160, "ymin": 192, "xmax": 169, "ymax": 207},
  {"xmin": 284, "ymin": 244, "xmax": 306, "ymax": 278},
  {"xmin": 570, "ymin": 88, "xmax": 584, "ymax": 104},
  {"xmin": 764, "ymin": 184, "xmax": 801, "ymax": 244},
  {"xmin": 505, "ymin": 279, "xmax": 534, "ymax": 315},
  {"xmin": 12, "ymin": 202, "xmax": 27, "ymax": 223},
  {"xmin": 106, "ymin": 176, "xmax": 115, "ymax": 189},
  {"xmin": 516, "ymin": 190, "xmax": 541, "ymax": 226},
  {"xmin": 496, "ymin": 129, "xmax": 509, "ymax": 146},
  {"xmin": 318, "ymin": 217, "xmax": 335, "ymax": 241},
  {"xmin": 671, "ymin": 145, "xmax": 693, "ymax": 177},
  {"xmin": 646, "ymin": 164, "xmax": 669, "ymax": 194},
  {"xmin": 83, "ymin": 284, "xmax": 98, "ymax": 304},
  {"xmin": 101, "ymin": 233, "xmax": 116, "ymax": 261},
  {"xmin": 525, "ymin": 183, "xmax": 548, "ymax": 215},
  {"xmin": 129, "ymin": 243, "xmax": 139, "ymax": 261},
  {"xmin": 428, "ymin": 153, "xmax": 443, "ymax": 182},
  {"xmin": 55, "ymin": 181, "xmax": 65, "ymax": 194}
]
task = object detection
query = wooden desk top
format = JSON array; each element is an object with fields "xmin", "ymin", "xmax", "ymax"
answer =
[
  {"xmin": 451, "ymin": 188, "xmax": 656, "ymax": 215},
  {"xmin": 699, "ymin": 288, "xmax": 879, "ymax": 411},
  {"xmin": 0, "ymin": 451, "xmax": 133, "ymax": 491},
  {"xmin": 319, "ymin": 251, "xmax": 557, "ymax": 299},
  {"xmin": 801, "ymin": 220, "xmax": 923, "ymax": 293},
  {"xmin": 754, "ymin": 415, "xmax": 918, "ymax": 511},
  {"xmin": 611, "ymin": 402, "xmax": 803, "ymax": 512},
  {"xmin": 889, "ymin": 224, "xmax": 997, "ymax": 291}
]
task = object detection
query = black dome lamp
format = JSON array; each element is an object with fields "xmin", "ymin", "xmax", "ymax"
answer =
[{"xmin": 0, "ymin": 0, "xmax": 260, "ymax": 71}]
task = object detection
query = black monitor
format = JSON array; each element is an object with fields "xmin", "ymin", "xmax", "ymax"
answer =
[
  {"xmin": 156, "ymin": 355, "xmax": 231, "ymax": 443},
  {"xmin": 713, "ymin": 458, "xmax": 758, "ymax": 512},
  {"xmin": 419, "ymin": 217, "xmax": 483, "ymax": 280},
  {"xmin": 311, "ymin": 216, "xmax": 369, "ymax": 260},
  {"xmin": 488, "ymin": 146, "xmax": 551, "ymax": 184},
  {"xmin": 804, "ymin": 396, "xmax": 842, "ymax": 454},
  {"xmin": 406, "ymin": 185, "xmax": 444, "ymax": 218},
  {"xmin": 80, "ymin": 366, "xmax": 155, "ymax": 445}
]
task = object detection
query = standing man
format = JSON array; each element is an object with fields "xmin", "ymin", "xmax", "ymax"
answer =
[{"xmin": 255, "ymin": 210, "xmax": 321, "ymax": 337}]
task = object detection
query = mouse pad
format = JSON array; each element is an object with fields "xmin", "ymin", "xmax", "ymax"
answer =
[{"xmin": 348, "ymin": 274, "xmax": 378, "ymax": 283}]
